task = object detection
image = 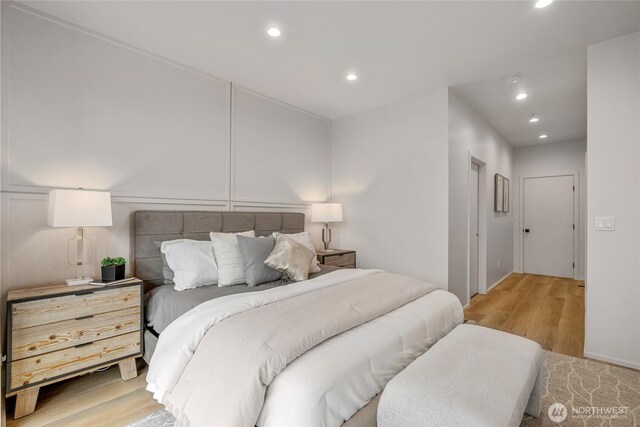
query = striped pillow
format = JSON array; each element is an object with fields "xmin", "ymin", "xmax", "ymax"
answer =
[{"xmin": 210, "ymin": 230, "xmax": 255, "ymax": 286}]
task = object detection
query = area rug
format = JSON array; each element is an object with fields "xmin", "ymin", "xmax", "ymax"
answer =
[
  {"xmin": 521, "ymin": 351, "xmax": 639, "ymax": 426},
  {"xmin": 127, "ymin": 351, "xmax": 640, "ymax": 427},
  {"xmin": 127, "ymin": 408, "xmax": 175, "ymax": 427}
]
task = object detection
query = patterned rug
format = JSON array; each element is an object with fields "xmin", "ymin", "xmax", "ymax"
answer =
[
  {"xmin": 127, "ymin": 351, "xmax": 640, "ymax": 427},
  {"xmin": 521, "ymin": 352, "xmax": 639, "ymax": 426},
  {"xmin": 128, "ymin": 409, "xmax": 175, "ymax": 427}
]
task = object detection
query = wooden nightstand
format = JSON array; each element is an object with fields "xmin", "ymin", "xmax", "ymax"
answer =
[
  {"xmin": 5, "ymin": 279, "xmax": 144, "ymax": 418},
  {"xmin": 316, "ymin": 249, "xmax": 356, "ymax": 268}
]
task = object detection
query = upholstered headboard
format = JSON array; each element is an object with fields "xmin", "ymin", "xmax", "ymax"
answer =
[{"xmin": 132, "ymin": 210, "xmax": 305, "ymax": 289}]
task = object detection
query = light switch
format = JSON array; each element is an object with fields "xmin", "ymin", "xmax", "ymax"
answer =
[{"xmin": 596, "ymin": 217, "xmax": 615, "ymax": 231}]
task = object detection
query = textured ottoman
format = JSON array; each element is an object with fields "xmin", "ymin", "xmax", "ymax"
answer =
[{"xmin": 378, "ymin": 324, "xmax": 543, "ymax": 427}]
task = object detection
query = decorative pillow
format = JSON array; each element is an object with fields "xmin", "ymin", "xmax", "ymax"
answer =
[
  {"xmin": 160, "ymin": 239, "xmax": 218, "ymax": 291},
  {"xmin": 273, "ymin": 231, "xmax": 321, "ymax": 273},
  {"xmin": 236, "ymin": 235, "xmax": 283, "ymax": 286},
  {"xmin": 210, "ymin": 230, "xmax": 256, "ymax": 286},
  {"xmin": 264, "ymin": 234, "xmax": 315, "ymax": 281}
]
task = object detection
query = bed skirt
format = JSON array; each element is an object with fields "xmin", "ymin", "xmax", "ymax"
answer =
[{"xmin": 143, "ymin": 329, "xmax": 158, "ymax": 364}]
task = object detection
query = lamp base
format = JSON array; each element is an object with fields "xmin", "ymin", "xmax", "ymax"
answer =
[
  {"xmin": 66, "ymin": 277, "xmax": 93, "ymax": 287},
  {"xmin": 322, "ymin": 223, "xmax": 333, "ymax": 251}
]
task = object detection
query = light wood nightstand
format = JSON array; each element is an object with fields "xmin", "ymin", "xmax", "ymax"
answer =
[
  {"xmin": 5, "ymin": 279, "xmax": 144, "ymax": 418},
  {"xmin": 316, "ymin": 249, "xmax": 356, "ymax": 268}
]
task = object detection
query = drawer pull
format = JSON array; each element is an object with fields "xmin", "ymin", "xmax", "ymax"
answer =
[
  {"xmin": 75, "ymin": 290, "xmax": 95, "ymax": 296},
  {"xmin": 74, "ymin": 342, "xmax": 94, "ymax": 349},
  {"xmin": 75, "ymin": 315, "xmax": 94, "ymax": 321}
]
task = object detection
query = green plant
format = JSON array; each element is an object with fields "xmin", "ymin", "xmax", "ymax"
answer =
[{"xmin": 101, "ymin": 256, "xmax": 126, "ymax": 267}]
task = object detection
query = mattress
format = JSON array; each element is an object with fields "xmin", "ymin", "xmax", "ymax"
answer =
[{"xmin": 145, "ymin": 264, "xmax": 340, "ymax": 334}]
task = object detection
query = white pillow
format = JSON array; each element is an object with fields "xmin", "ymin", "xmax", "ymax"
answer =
[
  {"xmin": 160, "ymin": 239, "xmax": 218, "ymax": 291},
  {"xmin": 210, "ymin": 230, "xmax": 256, "ymax": 286},
  {"xmin": 273, "ymin": 231, "xmax": 321, "ymax": 273}
]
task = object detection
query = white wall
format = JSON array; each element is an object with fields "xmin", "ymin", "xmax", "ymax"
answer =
[
  {"xmin": 513, "ymin": 140, "xmax": 586, "ymax": 279},
  {"xmin": 232, "ymin": 87, "xmax": 330, "ymax": 204},
  {"xmin": 448, "ymin": 89, "xmax": 514, "ymax": 306},
  {"xmin": 331, "ymin": 88, "xmax": 449, "ymax": 288},
  {"xmin": 0, "ymin": 4, "xmax": 331, "ymax": 295},
  {"xmin": 585, "ymin": 32, "xmax": 640, "ymax": 369},
  {"xmin": 4, "ymin": 4, "xmax": 229, "ymax": 201}
]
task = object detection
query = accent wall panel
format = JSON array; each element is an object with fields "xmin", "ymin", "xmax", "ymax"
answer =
[
  {"xmin": 232, "ymin": 87, "xmax": 331, "ymax": 204},
  {"xmin": 3, "ymin": 5, "xmax": 230, "ymax": 200}
]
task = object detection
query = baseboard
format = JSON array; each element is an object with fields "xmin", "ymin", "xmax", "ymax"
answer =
[
  {"xmin": 514, "ymin": 269, "xmax": 585, "ymax": 282},
  {"xmin": 486, "ymin": 272, "xmax": 514, "ymax": 293},
  {"xmin": 584, "ymin": 351, "xmax": 640, "ymax": 370}
]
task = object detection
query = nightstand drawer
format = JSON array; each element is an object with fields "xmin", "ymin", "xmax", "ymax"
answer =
[
  {"xmin": 11, "ymin": 286, "xmax": 141, "ymax": 330},
  {"xmin": 11, "ymin": 306, "xmax": 141, "ymax": 360},
  {"xmin": 323, "ymin": 252, "xmax": 355, "ymax": 267},
  {"xmin": 9, "ymin": 331, "xmax": 141, "ymax": 391}
]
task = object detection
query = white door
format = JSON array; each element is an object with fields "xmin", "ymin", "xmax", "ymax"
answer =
[
  {"xmin": 523, "ymin": 175, "xmax": 574, "ymax": 278},
  {"xmin": 469, "ymin": 163, "xmax": 479, "ymax": 297}
]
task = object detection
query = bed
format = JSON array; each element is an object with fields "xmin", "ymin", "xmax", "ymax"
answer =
[{"xmin": 133, "ymin": 210, "xmax": 464, "ymax": 427}]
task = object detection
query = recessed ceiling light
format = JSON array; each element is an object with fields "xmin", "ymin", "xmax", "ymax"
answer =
[
  {"xmin": 267, "ymin": 27, "xmax": 281, "ymax": 37},
  {"xmin": 529, "ymin": 114, "xmax": 539, "ymax": 123},
  {"xmin": 346, "ymin": 74, "xmax": 358, "ymax": 81},
  {"xmin": 516, "ymin": 93, "xmax": 528, "ymax": 101},
  {"xmin": 539, "ymin": 134, "xmax": 548, "ymax": 139},
  {"xmin": 535, "ymin": 0, "xmax": 554, "ymax": 8}
]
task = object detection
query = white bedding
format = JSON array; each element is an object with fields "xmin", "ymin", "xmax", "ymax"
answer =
[
  {"xmin": 147, "ymin": 269, "xmax": 382, "ymax": 403},
  {"xmin": 147, "ymin": 269, "xmax": 464, "ymax": 426},
  {"xmin": 258, "ymin": 289, "xmax": 463, "ymax": 426}
]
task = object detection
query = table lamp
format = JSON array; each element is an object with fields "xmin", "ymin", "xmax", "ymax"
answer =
[
  {"xmin": 311, "ymin": 203, "xmax": 343, "ymax": 251},
  {"xmin": 48, "ymin": 189, "xmax": 113, "ymax": 286}
]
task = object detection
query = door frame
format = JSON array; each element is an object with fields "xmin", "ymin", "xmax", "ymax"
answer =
[
  {"xmin": 519, "ymin": 172, "xmax": 580, "ymax": 279},
  {"xmin": 468, "ymin": 153, "xmax": 487, "ymax": 300}
]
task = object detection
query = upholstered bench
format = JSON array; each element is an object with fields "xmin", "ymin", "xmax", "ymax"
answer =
[{"xmin": 378, "ymin": 324, "xmax": 543, "ymax": 427}]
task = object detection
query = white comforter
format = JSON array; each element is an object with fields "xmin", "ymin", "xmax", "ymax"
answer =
[
  {"xmin": 147, "ymin": 269, "xmax": 382, "ymax": 403},
  {"xmin": 258, "ymin": 288, "xmax": 463, "ymax": 426},
  {"xmin": 147, "ymin": 269, "xmax": 464, "ymax": 426}
]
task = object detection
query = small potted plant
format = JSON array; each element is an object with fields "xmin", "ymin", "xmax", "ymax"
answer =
[{"xmin": 101, "ymin": 256, "xmax": 126, "ymax": 281}]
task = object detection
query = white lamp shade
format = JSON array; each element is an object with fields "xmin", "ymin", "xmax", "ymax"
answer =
[
  {"xmin": 311, "ymin": 203, "xmax": 343, "ymax": 223},
  {"xmin": 48, "ymin": 189, "xmax": 113, "ymax": 228}
]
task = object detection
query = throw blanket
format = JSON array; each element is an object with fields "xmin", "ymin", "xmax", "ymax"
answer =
[{"xmin": 152, "ymin": 271, "xmax": 438, "ymax": 427}]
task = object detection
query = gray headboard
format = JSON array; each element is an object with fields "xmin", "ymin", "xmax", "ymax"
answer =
[{"xmin": 132, "ymin": 210, "xmax": 305, "ymax": 289}]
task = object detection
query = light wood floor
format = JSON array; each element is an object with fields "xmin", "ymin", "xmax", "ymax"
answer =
[
  {"xmin": 5, "ymin": 273, "xmax": 585, "ymax": 425},
  {"xmin": 465, "ymin": 273, "xmax": 585, "ymax": 358},
  {"xmin": 5, "ymin": 360, "xmax": 162, "ymax": 427}
]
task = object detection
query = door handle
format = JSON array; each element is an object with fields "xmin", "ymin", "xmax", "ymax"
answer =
[{"xmin": 523, "ymin": 229, "xmax": 530, "ymax": 233}]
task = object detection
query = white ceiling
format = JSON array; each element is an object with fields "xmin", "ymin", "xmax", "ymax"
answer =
[
  {"xmin": 453, "ymin": 50, "xmax": 589, "ymax": 147},
  {"xmin": 21, "ymin": 1, "xmax": 640, "ymax": 146}
]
